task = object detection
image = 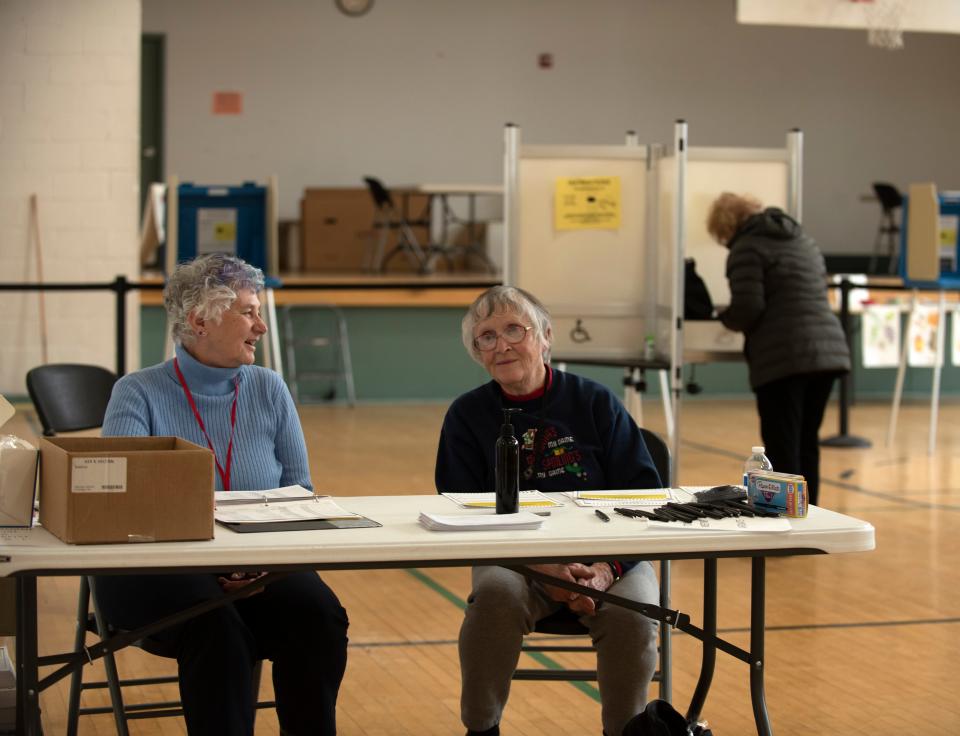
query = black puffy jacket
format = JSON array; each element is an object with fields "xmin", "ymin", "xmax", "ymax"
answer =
[{"xmin": 719, "ymin": 208, "xmax": 851, "ymax": 389}]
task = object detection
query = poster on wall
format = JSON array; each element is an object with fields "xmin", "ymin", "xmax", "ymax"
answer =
[
  {"xmin": 197, "ymin": 208, "xmax": 237, "ymax": 255},
  {"xmin": 907, "ymin": 303, "xmax": 943, "ymax": 367},
  {"xmin": 861, "ymin": 304, "xmax": 900, "ymax": 368},
  {"xmin": 554, "ymin": 176, "xmax": 621, "ymax": 231},
  {"xmin": 939, "ymin": 214, "xmax": 959, "ymax": 272}
]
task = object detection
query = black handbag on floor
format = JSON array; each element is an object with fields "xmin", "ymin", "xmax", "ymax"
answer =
[{"xmin": 621, "ymin": 699, "xmax": 714, "ymax": 736}]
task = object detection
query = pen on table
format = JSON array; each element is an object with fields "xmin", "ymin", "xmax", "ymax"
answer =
[
  {"xmin": 595, "ymin": 509, "xmax": 611, "ymax": 523},
  {"xmin": 532, "ymin": 511, "xmax": 551, "ymax": 517}
]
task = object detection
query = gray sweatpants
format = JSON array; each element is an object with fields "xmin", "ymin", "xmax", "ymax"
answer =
[{"xmin": 459, "ymin": 562, "xmax": 659, "ymax": 736}]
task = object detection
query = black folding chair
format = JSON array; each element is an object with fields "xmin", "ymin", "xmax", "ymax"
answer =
[
  {"xmin": 26, "ymin": 363, "xmax": 117, "ymax": 436},
  {"xmin": 512, "ymin": 428, "xmax": 673, "ymax": 699},
  {"xmin": 26, "ymin": 363, "xmax": 271, "ymax": 734},
  {"xmin": 869, "ymin": 182, "xmax": 903, "ymax": 275},
  {"xmin": 363, "ymin": 176, "xmax": 432, "ymax": 272}
]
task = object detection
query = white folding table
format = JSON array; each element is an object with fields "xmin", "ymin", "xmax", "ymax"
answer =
[{"xmin": 1, "ymin": 493, "xmax": 875, "ymax": 736}]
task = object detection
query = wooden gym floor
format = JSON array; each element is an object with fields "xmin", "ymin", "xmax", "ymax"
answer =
[{"xmin": 4, "ymin": 397, "xmax": 959, "ymax": 735}]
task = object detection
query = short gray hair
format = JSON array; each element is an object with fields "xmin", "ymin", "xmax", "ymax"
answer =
[
  {"xmin": 461, "ymin": 286, "xmax": 553, "ymax": 364},
  {"xmin": 164, "ymin": 254, "xmax": 265, "ymax": 345}
]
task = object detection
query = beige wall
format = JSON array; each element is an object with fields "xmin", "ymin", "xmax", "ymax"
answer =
[
  {"xmin": 143, "ymin": 0, "xmax": 960, "ymax": 258},
  {"xmin": 0, "ymin": 0, "xmax": 141, "ymax": 395}
]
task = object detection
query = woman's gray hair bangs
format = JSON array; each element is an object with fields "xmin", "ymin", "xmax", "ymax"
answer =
[
  {"xmin": 461, "ymin": 286, "xmax": 553, "ymax": 363},
  {"xmin": 164, "ymin": 254, "xmax": 265, "ymax": 345}
]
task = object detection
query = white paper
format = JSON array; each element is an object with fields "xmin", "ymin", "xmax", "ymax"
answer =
[
  {"xmin": 907, "ymin": 304, "xmax": 943, "ymax": 368},
  {"xmin": 215, "ymin": 485, "xmax": 316, "ymax": 505},
  {"xmin": 861, "ymin": 304, "xmax": 901, "ymax": 368},
  {"xmin": 441, "ymin": 490, "xmax": 562, "ymax": 509},
  {"xmin": 564, "ymin": 488, "xmax": 676, "ymax": 507},
  {"xmin": 418, "ymin": 511, "xmax": 544, "ymax": 531},
  {"xmin": 70, "ymin": 457, "xmax": 126, "ymax": 493},
  {"xmin": 197, "ymin": 207, "xmax": 237, "ymax": 255},
  {"xmin": 215, "ymin": 497, "xmax": 360, "ymax": 524}
]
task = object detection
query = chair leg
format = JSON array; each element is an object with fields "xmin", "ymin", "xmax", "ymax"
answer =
[
  {"xmin": 658, "ymin": 560, "xmax": 672, "ymax": 702},
  {"xmin": 282, "ymin": 307, "xmax": 300, "ymax": 404},
  {"xmin": 66, "ymin": 577, "xmax": 91, "ymax": 736},
  {"xmin": 334, "ymin": 309, "xmax": 357, "ymax": 407},
  {"xmin": 884, "ymin": 214, "xmax": 899, "ymax": 275},
  {"xmin": 869, "ymin": 213, "xmax": 885, "ymax": 274},
  {"xmin": 88, "ymin": 576, "xmax": 131, "ymax": 736}
]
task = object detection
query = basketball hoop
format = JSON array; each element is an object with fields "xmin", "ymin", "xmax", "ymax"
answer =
[{"xmin": 855, "ymin": 0, "xmax": 906, "ymax": 50}]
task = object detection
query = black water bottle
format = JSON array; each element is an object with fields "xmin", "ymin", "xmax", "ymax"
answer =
[{"xmin": 495, "ymin": 408, "xmax": 521, "ymax": 514}]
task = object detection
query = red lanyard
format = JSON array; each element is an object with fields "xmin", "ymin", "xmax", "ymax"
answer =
[{"xmin": 173, "ymin": 358, "xmax": 239, "ymax": 491}]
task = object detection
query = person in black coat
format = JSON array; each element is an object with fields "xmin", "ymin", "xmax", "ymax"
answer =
[{"xmin": 707, "ymin": 193, "xmax": 851, "ymax": 505}]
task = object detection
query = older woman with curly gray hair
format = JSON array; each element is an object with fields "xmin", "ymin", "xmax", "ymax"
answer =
[
  {"xmin": 98, "ymin": 253, "xmax": 348, "ymax": 736},
  {"xmin": 437, "ymin": 285, "xmax": 662, "ymax": 736}
]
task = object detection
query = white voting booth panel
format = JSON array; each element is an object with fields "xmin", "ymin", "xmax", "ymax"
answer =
[
  {"xmin": 504, "ymin": 123, "xmax": 803, "ymax": 479},
  {"xmin": 508, "ymin": 142, "xmax": 655, "ymax": 361},
  {"xmin": 675, "ymin": 140, "xmax": 801, "ymax": 357}
]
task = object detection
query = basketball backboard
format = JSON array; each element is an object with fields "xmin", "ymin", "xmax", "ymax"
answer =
[{"xmin": 737, "ymin": 0, "xmax": 960, "ymax": 49}]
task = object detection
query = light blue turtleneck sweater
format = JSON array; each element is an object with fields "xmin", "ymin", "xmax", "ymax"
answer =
[{"xmin": 102, "ymin": 344, "xmax": 312, "ymax": 492}]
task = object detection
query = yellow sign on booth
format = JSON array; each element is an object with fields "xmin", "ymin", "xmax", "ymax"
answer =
[{"xmin": 554, "ymin": 176, "xmax": 622, "ymax": 231}]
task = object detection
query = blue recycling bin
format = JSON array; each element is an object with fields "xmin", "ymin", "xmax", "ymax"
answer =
[{"xmin": 175, "ymin": 182, "xmax": 269, "ymax": 272}]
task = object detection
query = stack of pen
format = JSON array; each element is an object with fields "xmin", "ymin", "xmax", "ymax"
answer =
[{"xmin": 613, "ymin": 499, "xmax": 780, "ymax": 523}]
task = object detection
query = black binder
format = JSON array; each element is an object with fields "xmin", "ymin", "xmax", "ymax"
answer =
[{"xmin": 217, "ymin": 516, "xmax": 381, "ymax": 534}]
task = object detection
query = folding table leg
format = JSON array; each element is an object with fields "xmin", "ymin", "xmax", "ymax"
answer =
[{"xmin": 750, "ymin": 557, "xmax": 773, "ymax": 736}]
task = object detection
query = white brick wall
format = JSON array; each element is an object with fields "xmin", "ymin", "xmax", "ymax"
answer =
[{"xmin": 0, "ymin": 0, "xmax": 141, "ymax": 397}]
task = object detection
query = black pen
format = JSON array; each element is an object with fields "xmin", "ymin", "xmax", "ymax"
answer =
[{"xmin": 595, "ymin": 509, "xmax": 611, "ymax": 523}]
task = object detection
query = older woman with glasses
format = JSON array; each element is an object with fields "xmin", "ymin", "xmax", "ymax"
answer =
[{"xmin": 436, "ymin": 285, "xmax": 662, "ymax": 736}]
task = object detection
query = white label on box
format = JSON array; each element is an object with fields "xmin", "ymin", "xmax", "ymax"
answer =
[{"xmin": 71, "ymin": 457, "xmax": 127, "ymax": 493}]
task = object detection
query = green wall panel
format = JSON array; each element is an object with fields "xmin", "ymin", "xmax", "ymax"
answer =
[{"xmin": 140, "ymin": 306, "xmax": 960, "ymax": 404}]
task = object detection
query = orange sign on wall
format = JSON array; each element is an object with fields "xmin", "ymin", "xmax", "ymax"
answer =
[{"xmin": 212, "ymin": 91, "xmax": 243, "ymax": 115}]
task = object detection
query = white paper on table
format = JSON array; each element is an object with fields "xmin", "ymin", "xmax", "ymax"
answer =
[
  {"xmin": 215, "ymin": 497, "xmax": 359, "ymax": 524},
  {"xmin": 214, "ymin": 485, "xmax": 317, "ymax": 506},
  {"xmin": 418, "ymin": 511, "xmax": 544, "ymax": 531}
]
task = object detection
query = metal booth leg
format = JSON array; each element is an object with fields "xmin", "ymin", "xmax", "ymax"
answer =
[
  {"xmin": 750, "ymin": 557, "xmax": 773, "ymax": 736},
  {"xmin": 686, "ymin": 558, "xmax": 717, "ymax": 723}
]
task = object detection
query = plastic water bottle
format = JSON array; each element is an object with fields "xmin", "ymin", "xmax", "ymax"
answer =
[{"xmin": 743, "ymin": 446, "xmax": 773, "ymax": 487}]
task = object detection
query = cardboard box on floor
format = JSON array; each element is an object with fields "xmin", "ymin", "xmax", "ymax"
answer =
[{"xmin": 39, "ymin": 436, "xmax": 215, "ymax": 544}]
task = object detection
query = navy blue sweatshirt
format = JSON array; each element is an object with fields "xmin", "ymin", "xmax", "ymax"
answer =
[{"xmin": 435, "ymin": 368, "xmax": 661, "ymax": 575}]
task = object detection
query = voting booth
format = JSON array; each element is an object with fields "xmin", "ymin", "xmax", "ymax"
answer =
[
  {"xmin": 164, "ymin": 175, "xmax": 279, "ymax": 275},
  {"xmin": 899, "ymin": 184, "xmax": 960, "ymax": 288},
  {"xmin": 503, "ymin": 122, "xmax": 803, "ymax": 475}
]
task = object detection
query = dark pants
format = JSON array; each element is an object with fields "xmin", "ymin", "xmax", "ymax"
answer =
[
  {"xmin": 754, "ymin": 372, "xmax": 839, "ymax": 506},
  {"xmin": 93, "ymin": 571, "xmax": 348, "ymax": 736}
]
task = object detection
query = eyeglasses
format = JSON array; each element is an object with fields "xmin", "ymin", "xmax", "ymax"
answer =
[{"xmin": 473, "ymin": 323, "xmax": 533, "ymax": 352}]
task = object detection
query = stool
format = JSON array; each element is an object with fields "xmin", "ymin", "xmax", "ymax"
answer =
[{"xmin": 281, "ymin": 305, "xmax": 356, "ymax": 405}]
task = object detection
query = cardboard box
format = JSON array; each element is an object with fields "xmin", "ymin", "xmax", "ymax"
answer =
[
  {"xmin": 299, "ymin": 187, "xmax": 430, "ymax": 272},
  {"xmin": 0, "ymin": 395, "xmax": 38, "ymax": 529},
  {"xmin": 747, "ymin": 470, "xmax": 808, "ymax": 518},
  {"xmin": 39, "ymin": 437, "xmax": 215, "ymax": 544}
]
